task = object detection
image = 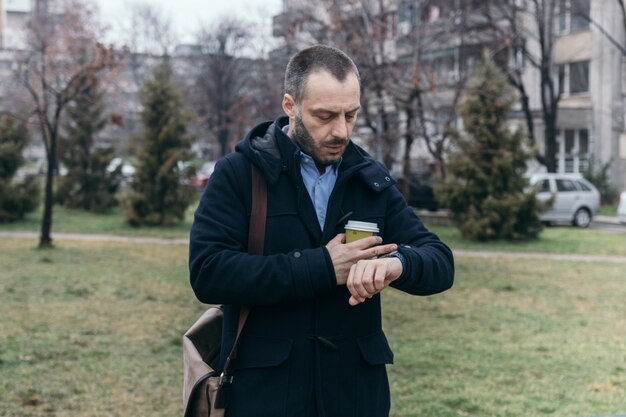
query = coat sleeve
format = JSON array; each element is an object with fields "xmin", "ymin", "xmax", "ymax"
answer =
[
  {"xmin": 384, "ymin": 185, "xmax": 454, "ymax": 296},
  {"xmin": 188, "ymin": 156, "xmax": 336, "ymax": 306}
]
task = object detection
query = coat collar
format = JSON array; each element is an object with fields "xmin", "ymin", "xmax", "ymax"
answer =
[{"xmin": 235, "ymin": 116, "xmax": 396, "ymax": 192}]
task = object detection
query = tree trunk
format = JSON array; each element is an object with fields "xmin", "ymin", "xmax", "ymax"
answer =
[
  {"xmin": 218, "ymin": 128, "xmax": 230, "ymax": 157},
  {"xmin": 544, "ymin": 114, "xmax": 558, "ymax": 172},
  {"xmin": 436, "ymin": 156, "xmax": 447, "ymax": 180},
  {"xmin": 402, "ymin": 106, "xmax": 414, "ymax": 200},
  {"xmin": 540, "ymin": 58, "xmax": 559, "ymax": 173},
  {"xmin": 39, "ymin": 152, "xmax": 55, "ymax": 248}
]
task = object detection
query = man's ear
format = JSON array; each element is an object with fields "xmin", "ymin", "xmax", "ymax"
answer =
[{"xmin": 282, "ymin": 94, "xmax": 296, "ymax": 118}]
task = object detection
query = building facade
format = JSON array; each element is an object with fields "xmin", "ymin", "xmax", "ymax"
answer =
[{"xmin": 272, "ymin": 0, "xmax": 626, "ymax": 191}]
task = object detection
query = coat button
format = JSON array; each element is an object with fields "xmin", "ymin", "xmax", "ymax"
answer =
[
  {"xmin": 373, "ymin": 182, "xmax": 379, "ymax": 187},
  {"xmin": 385, "ymin": 176, "xmax": 391, "ymax": 181},
  {"xmin": 293, "ymin": 251, "xmax": 302, "ymax": 258}
]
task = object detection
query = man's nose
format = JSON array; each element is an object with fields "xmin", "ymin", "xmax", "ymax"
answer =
[{"xmin": 330, "ymin": 115, "xmax": 349, "ymax": 139}]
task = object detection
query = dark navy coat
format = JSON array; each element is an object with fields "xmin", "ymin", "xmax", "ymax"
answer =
[{"xmin": 189, "ymin": 117, "xmax": 454, "ymax": 417}]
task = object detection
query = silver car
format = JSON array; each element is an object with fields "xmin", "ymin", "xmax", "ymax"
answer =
[{"xmin": 529, "ymin": 173, "xmax": 600, "ymax": 228}]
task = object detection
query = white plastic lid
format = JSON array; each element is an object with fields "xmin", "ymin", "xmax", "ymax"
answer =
[{"xmin": 344, "ymin": 220, "xmax": 379, "ymax": 233}]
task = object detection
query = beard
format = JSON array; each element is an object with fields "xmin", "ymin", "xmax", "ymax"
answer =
[
  {"xmin": 292, "ymin": 112, "xmax": 348, "ymax": 169},
  {"xmin": 292, "ymin": 113, "xmax": 317, "ymax": 156}
]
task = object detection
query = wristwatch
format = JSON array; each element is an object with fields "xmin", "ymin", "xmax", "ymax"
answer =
[{"xmin": 377, "ymin": 250, "xmax": 407, "ymax": 274}]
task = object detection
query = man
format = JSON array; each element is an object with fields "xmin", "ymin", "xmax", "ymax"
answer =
[{"xmin": 189, "ymin": 45, "xmax": 454, "ymax": 417}]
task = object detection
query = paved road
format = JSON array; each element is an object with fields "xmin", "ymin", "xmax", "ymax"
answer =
[
  {"xmin": 2, "ymin": 231, "xmax": 626, "ymax": 263},
  {"xmin": 590, "ymin": 215, "xmax": 626, "ymax": 233}
]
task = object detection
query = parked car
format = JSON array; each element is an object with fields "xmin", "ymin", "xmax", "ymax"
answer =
[
  {"xmin": 186, "ymin": 161, "xmax": 216, "ymax": 188},
  {"xmin": 394, "ymin": 171, "xmax": 439, "ymax": 211},
  {"xmin": 618, "ymin": 191, "xmax": 626, "ymax": 224},
  {"xmin": 529, "ymin": 173, "xmax": 600, "ymax": 228},
  {"xmin": 106, "ymin": 157, "xmax": 135, "ymax": 185}
]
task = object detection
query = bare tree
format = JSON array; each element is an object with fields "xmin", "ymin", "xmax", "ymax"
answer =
[
  {"xmin": 393, "ymin": 0, "xmax": 476, "ymax": 182},
  {"xmin": 116, "ymin": 2, "xmax": 178, "ymax": 87},
  {"xmin": 484, "ymin": 1, "xmax": 540, "ymax": 159},
  {"xmin": 194, "ymin": 18, "xmax": 254, "ymax": 157},
  {"xmin": 16, "ymin": 0, "xmax": 116, "ymax": 247},
  {"xmin": 530, "ymin": 0, "xmax": 561, "ymax": 173},
  {"xmin": 329, "ymin": 0, "xmax": 477, "ymax": 189},
  {"xmin": 326, "ymin": 0, "xmax": 400, "ymax": 168},
  {"xmin": 124, "ymin": 2, "xmax": 176, "ymax": 56},
  {"xmin": 485, "ymin": 0, "xmax": 561, "ymax": 172}
]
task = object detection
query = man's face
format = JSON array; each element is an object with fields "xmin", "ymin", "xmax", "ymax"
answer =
[{"xmin": 283, "ymin": 70, "xmax": 361, "ymax": 169}]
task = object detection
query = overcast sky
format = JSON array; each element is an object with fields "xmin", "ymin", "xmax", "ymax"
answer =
[{"xmin": 95, "ymin": 0, "xmax": 283, "ymax": 46}]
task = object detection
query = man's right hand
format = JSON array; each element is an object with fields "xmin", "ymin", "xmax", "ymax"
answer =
[{"xmin": 325, "ymin": 233, "xmax": 398, "ymax": 286}]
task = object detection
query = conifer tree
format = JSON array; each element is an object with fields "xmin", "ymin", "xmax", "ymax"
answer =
[
  {"xmin": 56, "ymin": 79, "xmax": 121, "ymax": 212},
  {"xmin": 124, "ymin": 58, "xmax": 194, "ymax": 226},
  {"xmin": 0, "ymin": 115, "xmax": 39, "ymax": 222},
  {"xmin": 437, "ymin": 59, "xmax": 543, "ymax": 241}
]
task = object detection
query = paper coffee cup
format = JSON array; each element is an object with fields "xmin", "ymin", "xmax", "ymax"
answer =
[{"xmin": 344, "ymin": 220, "xmax": 379, "ymax": 243}]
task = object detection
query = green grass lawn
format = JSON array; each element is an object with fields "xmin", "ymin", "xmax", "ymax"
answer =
[
  {"xmin": 0, "ymin": 203, "xmax": 197, "ymax": 238},
  {"xmin": 427, "ymin": 224, "xmax": 626, "ymax": 257},
  {"xmin": 1, "ymin": 238, "xmax": 625, "ymax": 416},
  {"xmin": 2, "ymin": 204, "xmax": 625, "ymax": 257},
  {"xmin": 0, "ymin": 238, "xmax": 203, "ymax": 417}
]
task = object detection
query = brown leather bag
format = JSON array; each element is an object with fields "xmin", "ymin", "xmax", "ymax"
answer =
[{"xmin": 183, "ymin": 164, "xmax": 267, "ymax": 417}]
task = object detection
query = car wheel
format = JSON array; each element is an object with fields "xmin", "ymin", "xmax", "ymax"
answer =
[{"xmin": 573, "ymin": 208, "xmax": 591, "ymax": 228}]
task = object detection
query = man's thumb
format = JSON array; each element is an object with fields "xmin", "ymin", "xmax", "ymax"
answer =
[{"xmin": 328, "ymin": 233, "xmax": 346, "ymax": 247}]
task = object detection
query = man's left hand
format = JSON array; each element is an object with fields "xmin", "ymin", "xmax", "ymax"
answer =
[{"xmin": 346, "ymin": 257, "xmax": 403, "ymax": 306}]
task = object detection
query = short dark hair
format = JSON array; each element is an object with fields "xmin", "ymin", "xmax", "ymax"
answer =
[{"xmin": 284, "ymin": 44, "xmax": 360, "ymax": 104}]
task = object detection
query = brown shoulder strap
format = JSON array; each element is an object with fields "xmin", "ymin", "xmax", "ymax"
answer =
[
  {"xmin": 223, "ymin": 163, "xmax": 267, "ymax": 369},
  {"xmin": 248, "ymin": 163, "xmax": 267, "ymax": 256}
]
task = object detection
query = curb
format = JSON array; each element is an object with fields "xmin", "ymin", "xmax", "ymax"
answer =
[
  {"xmin": 454, "ymin": 249, "xmax": 626, "ymax": 264},
  {"xmin": 0, "ymin": 231, "xmax": 188, "ymax": 245},
  {"xmin": 593, "ymin": 215, "xmax": 622, "ymax": 225}
]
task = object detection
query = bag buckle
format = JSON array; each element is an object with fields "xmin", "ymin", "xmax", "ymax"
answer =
[
  {"xmin": 214, "ymin": 372, "xmax": 233, "ymax": 409},
  {"xmin": 218, "ymin": 372, "xmax": 233, "ymax": 386}
]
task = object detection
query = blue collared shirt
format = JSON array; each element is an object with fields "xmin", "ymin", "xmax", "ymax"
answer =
[
  {"xmin": 299, "ymin": 152, "xmax": 341, "ymax": 230},
  {"xmin": 283, "ymin": 125, "xmax": 341, "ymax": 230}
]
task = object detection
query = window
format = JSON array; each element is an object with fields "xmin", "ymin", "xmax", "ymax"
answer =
[
  {"xmin": 514, "ymin": 39, "xmax": 526, "ymax": 70},
  {"xmin": 570, "ymin": 0, "xmax": 591, "ymax": 32},
  {"xmin": 578, "ymin": 129, "xmax": 589, "ymax": 171},
  {"xmin": 576, "ymin": 181, "xmax": 591, "ymax": 191},
  {"xmin": 565, "ymin": 130, "xmax": 575, "ymax": 153},
  {"xmin": 557, "ymin": 61, "xmax": 589, "ymax": 96},
  {"xmin": 569, "ymin": 61, "xmax": 589, "ymax": 94},
  {"xmin": 555, "ymin": 128, "xmax": 591, "ymax": 173},
  {"xmin": 556, "ymin": 0, "xmax": 590, "ymax": 34},
  {"xmin": 579, "ymin": 129, "xmax": 589, "ymax": 154},
  {"xmin": 556, "ymin": 179, "xmax": 577, "ymax": 192},
  {"xmin": 557, "ymin": 0, "xmax": 568, "ymax": 33},
  {"xmin": 539, "ymin": 179, "xmax": 551, "ymax": 193}
]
